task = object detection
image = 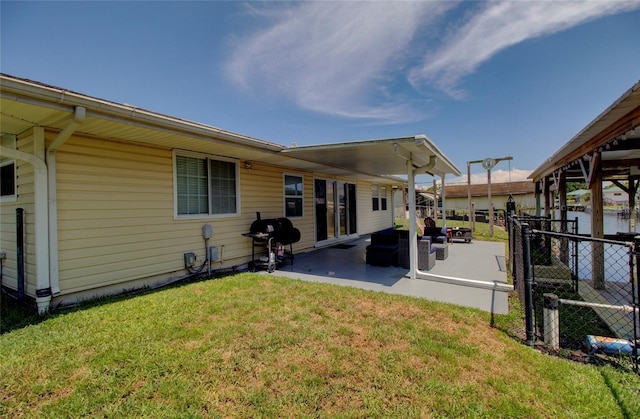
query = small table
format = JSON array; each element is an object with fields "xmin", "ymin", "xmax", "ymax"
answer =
[
  {"xmin": 450, "ymin": 227, "xmax": 472, "ymax": 243},
  {"xmin": 432, "ymin": 243, "xmax": 449, "ymax": 260}
]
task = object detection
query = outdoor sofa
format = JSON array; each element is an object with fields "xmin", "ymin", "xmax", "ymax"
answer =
[{"xmin": 366, "ymin": 228, "xmax": 436, "ymax": 270}]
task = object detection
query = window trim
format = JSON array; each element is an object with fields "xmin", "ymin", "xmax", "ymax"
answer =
[
  {"xmin": 283, "ymin": 173, "xmax": 304, "ymax": 218},
  {"xmin": 372, "ymin": 184, "xmax": 379, "ymax": 211},
  {"xmin": 173, "ymin": 150, "xmax": 240, "ymax": 219},
  {"xmin": 380, "ymin": 186, "xmax": 387, "ymax": 211}
]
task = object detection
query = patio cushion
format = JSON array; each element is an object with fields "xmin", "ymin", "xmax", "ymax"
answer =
[
  {"xmin": 423, "ymin": 227, "xmax": 448, "ymax": 244},
  {"xmin": 365, "ymin": 247, "xmax": 398, "ymax": 267},
  {"xmin": 398, "ymin": 237, "xmax": 436, "ymax": 270},
  {"xmin": 365, "ymin": 231, "xmax": 400, "ymax": 267}
]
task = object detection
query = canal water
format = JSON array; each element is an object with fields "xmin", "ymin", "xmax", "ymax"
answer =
[
  {"xmin": 555, "ymin": 211, "xmax": 636, "ymax": 283},
  {"xmin": 558, "ymin": 211, "xmax": 638, "ymax": 235}
]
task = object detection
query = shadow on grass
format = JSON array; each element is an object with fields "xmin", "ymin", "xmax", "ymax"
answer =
[{"xmin": 1, "ymin": 270, "xmax": 239, "ymax": 334}]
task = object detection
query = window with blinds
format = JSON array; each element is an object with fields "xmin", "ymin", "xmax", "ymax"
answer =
[{"xmin": 175, "ymin": 153, "xmax": 238, "ymax": 216}]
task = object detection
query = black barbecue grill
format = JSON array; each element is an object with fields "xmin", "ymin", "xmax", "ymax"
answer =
[{"xmin": 243, "ymin": 212, "xmax": 301, "ymax": 272}]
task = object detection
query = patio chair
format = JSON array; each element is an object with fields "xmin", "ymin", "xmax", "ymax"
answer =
[{"xmin": 398, "ymin": 236, "xmax": 436, "ymax": 270}]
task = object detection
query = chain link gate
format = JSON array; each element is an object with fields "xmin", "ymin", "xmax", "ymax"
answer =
[{"xmin": 508, "ymin": 214, "xmax": 639, "ymax": 370}]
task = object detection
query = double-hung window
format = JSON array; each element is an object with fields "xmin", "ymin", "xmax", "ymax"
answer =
[
  {"xmin": 380, "ymin": 186, "xmax": 387, "ymax": 211},
  {"xmin": 284, "ymin": 174, "xmax": 303, "ymax": 218},
  {"xmin": 372, "ymin": 184, "xmax": 379, "ymax": 211},
  {"xmin": 0, "ymin": 134, "xmax": 16, "ymax": 201},
  {"xmin": 371, "ymin": 184, "xmax": 388, "ymax": 211},
  {"xmin": 175, "ymin": 152, "xmax": 238, "ymax": 217}
]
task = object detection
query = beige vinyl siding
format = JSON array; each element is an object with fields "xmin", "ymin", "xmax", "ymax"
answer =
[
  {"xmin": 52, "ymin": 134, "xmax": 320, "ymax": 296},
  {"xmin": 21, "ymin": 131, "xmax": 38, "ymax": 297},
  {"xmin": 0, "ymin": 173, "xmax": 18, "ymax": 290},
  {"xmin": 0, "ymin": 130, "xmax": 38, "ymax": 296},
  {"xmin": 357, "ymin": 180, "xmax": 394, "ymax": 234},
  {"xmin": 54, "ymin": 134, "xmax": 178, "ymax": 294},
  {"xmin": 240, "ymin": 162, "xmax": 314, "ymax": 251},
  {"xmin": 4, "ymin": 127, "xmax": 400, "ymax": 302}
]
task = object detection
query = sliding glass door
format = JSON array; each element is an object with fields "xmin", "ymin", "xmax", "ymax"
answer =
[{"xmin": 315, "ymin": 179, "xmax": 357, "ymax": 243}]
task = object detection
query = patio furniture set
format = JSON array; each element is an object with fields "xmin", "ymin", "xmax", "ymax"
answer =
[{"xmin": 365, "ymin": 227, "xmax": 451, "ymax": 270}]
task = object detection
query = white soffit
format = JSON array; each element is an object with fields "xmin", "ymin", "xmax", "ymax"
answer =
[{"xmin": 281, "ymin": 136, "xmax": 461, "ymax": 179}]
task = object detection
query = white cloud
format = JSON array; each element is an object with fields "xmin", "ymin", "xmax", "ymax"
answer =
[
  {"xmin": 447, "ymin": 169, "xmax": 532, "ymax": 185},
  {"xmin": 409, "ymin": 0, "xmax": 640, "ymax": 97},
  {"xmin": 227, "ymin": 1, "xmax": 640, "ymax": 122},
  {"xmin": 226, "ymin": 1, "xmax": 453, "ymax": 123}
]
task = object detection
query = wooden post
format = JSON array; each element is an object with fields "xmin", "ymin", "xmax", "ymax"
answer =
[
  {"xmin": 471, "ymin": 202, "xmax": 475, "ymax": 232},
  {"xmin": 629, "ymin": 177, "xmax": 638, "ymax": 233},
  {"xmin": 558, "ymin": 171, "xmax": 569, "ymax": 264},
  {"xmin": 535, "ymin": 180, "xmax": 542, "ymax": 217},
  {"xmin": 488, "ymin": 167, "xmax": 493, "ymax": 236},
  {"xmin": 544, "ymin": 176, "xmax": 552, "ymax": 218},
  {"xmin": 589, "ymin": 155, "xmax": 605, "ymax": 290}
]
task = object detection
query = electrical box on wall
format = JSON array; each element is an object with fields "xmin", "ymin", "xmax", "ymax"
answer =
[
  {"xmin": 183, "ymin": 252, "xmax": 196, "ymax": 269},
  {"xmin": 202, "ymin": 224, "xmax": 212, "ymax": 240},
  {"xmin": 208, "ymin": 246, "xmax": 218, "ymax": 262}
]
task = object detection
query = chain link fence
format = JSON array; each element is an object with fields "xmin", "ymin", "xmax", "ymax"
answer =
[{"xmin": 508, "ymin": 214, "xmax": 639, "ymax": 370}]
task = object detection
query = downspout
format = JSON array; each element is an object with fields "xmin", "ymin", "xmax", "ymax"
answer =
[
  {"xmin": 0, "ymin": 146, "xmax": 50, "ymax": 314},
  {"xmin": 47, "ymin": 106, "xmax": 86, "ymax": 295}
]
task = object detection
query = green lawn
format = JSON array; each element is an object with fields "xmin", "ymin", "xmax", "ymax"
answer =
[
  {"xmin": 1, "ymin": 274, "xmax": 639, "ymax": 417},
  {"xmin": 396, "ymin": 217, "xmax": 509, "ymax": 242}
]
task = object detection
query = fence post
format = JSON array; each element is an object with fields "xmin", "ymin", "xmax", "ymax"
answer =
[
  {"xmin": 543, "ymin": 293, "xmax": 560, "ymax": 350},
  {"xmin": 507, "ymin": 215, "xmax": 514, "ymax": 281},
  {"xmin": 522, "ymin": 222, "xmax": 535, "ymax": 346},
  {"xmin": 633, "ymin": 237, "xmax": 640, "ymax": 371}
]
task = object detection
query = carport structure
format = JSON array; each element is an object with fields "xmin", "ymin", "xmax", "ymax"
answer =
[
  {"xmin": 282, "ymin": 136, "xmax": 461, "ymax": 280},
  {"xmin": 529, "ymin": 80, "xmax": 640, "ymax": 287}
]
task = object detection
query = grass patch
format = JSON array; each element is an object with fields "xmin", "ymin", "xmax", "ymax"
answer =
[
  {"xmin": 396, "ymin": 218, "xmax": 508, "ymax": 242},
  {"xmin": 1, "ymin": 273, "xmax": 639, "ymax": 417},
  {"xmin": 446, "ymin": 219, "xmax": 509, "ymax": 242}
]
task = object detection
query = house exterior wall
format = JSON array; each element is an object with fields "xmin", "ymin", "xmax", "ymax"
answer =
[
  {"xmin": 603, "ymin": 188, "xmax": 627, "ymax": 205},
  {"xmin": 0, "ymin": 130, "xmax": 38, "ymax": 296},
  {"xmin": 1, "ymin": 128, "xmax": 397, "ymax": 305},
  {"xmin": 357, "ymin": 181, "xmax": 394, "ymax": 234},
  {"xmin": 448, "ymin": 193, "xmax": 536, "ymax": 212}
]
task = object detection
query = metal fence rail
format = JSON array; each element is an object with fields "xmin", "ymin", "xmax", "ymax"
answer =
[{"xmin": 508, "ymin": 214, "xmax": 639, "ymax": 370}]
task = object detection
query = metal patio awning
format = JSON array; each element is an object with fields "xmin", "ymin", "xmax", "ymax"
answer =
[
  {"xmin": 284, "ymin": 135, "xmax": 461, "ymax": 281},
  {"xmin": 281, "ymin": 135, "xmax": 461, "ymax": 179}
]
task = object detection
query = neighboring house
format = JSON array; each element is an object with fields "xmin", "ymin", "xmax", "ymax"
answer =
[
  {"xmin": 423, "ymin": 181, "xmax": 536, "ymax": 214},
  {"xmin": 567, "ymin": 189, "xmax": 589, "ymax": 206},
  {"xmin": 603, "ymin": 184, "xmax": 628, "ymax": 206},
  {"xmin": 0, "ymin": 74, "xmax": 459, "ymax": 312}
]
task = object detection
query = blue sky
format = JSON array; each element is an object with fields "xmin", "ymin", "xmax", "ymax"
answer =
[{"xmin": 2, "ymin": 1, "xmax": 639, "ymax": 186}]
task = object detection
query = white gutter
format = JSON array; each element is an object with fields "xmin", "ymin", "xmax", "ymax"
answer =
[
  {"xmin": 0, "ymin": 145, "xmax": 50, "ymax": 314},
  {"xmin": 47, "ymin": 106, "xmax": 85, "ymax": 295},
  {"xmin": 0, "ymin": 75, "xmax": 284, "ymax": 153}
]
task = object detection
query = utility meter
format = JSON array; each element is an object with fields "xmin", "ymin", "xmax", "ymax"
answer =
[{"xmin": 202, "ymin": 224, "xmax": 212, "ymax": 240}]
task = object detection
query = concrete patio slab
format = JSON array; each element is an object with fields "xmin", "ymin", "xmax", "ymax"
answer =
[{"xmin": 271, "ymin": 236, "xmax": 512, "ymax": 314}]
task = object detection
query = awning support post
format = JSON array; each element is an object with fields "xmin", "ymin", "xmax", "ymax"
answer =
[{"xmin": 407, "ymin": 157, "xmax": 417, "ymax": 280}]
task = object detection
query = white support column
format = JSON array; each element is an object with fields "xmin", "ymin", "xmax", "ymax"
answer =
[
  {"xmin": 407, "ymin": 158, "xmax": 417, "ymax": 280},
  {"xmin": 440, "ymin": 174, "xmax": 446, "ymax": 226}
]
